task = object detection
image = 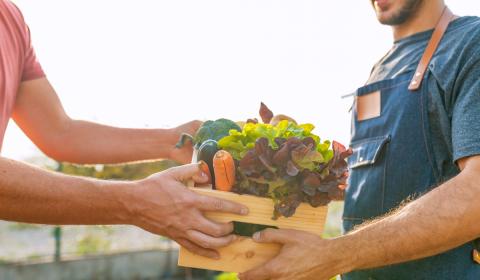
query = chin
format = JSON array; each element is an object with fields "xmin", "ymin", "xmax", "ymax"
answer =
[
  {"xmin": 376, "ymin": 13, "xmax": 397, "ymax": 25},
  {"xmin": 373, "ymin": 5, "xmax": 399, "ymax": 24},
  {"xmin": 372, "ymin": 0, "xmax": 422, "ymax": 26}
]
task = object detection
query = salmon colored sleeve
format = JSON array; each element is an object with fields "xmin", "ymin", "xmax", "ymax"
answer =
[
  {"xmin": 20, "ymin": 11, "xmax": 45, "ymax": 82},
  {"xmin": 21, "ymin": 24, "xmax": 45, "ymax": 82},
  {"xmin": 7, "ymin": 0, "xmax": 46, "ymax": 81}
]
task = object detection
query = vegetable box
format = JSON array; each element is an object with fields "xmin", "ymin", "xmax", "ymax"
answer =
[
  {"xmin": 177, "ymin": 186, "xmax": 328, "ymax": 273},
  {"xmin": 175, "ymin": 103, "xmax": 350, "ymax": 272}
]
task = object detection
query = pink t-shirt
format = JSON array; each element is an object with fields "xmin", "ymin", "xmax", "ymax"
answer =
[{"xmin": 0, "ymin": 0, "xmax": 45, "ymax": 151}]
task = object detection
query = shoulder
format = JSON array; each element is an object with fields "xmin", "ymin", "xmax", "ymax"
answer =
[
  {"xmin": 434, "ymin": 16, "xmax": 480, "ymax": 65},
  {"xmin": 429, "ymin": 17, "xmax": 480, "ymax": 92},
  {"xmin": 446, "ymin": 16, "xmax": 480, "ymax": 56},
  {"xmin": 0, "ymin": 0, "xmax": 29, "ymax": 36},
  {"xmin": 2, "ymin": 0, "xmax": 26, "ymax": 21},
  {"xmin": 436, "ymin": 16, "xmax": 480, "ymax": 63}
]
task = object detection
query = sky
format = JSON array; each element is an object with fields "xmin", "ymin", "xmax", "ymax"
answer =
[{"xmin": 3, "ymin": 0, "xmax": 480, "ymax": 161}]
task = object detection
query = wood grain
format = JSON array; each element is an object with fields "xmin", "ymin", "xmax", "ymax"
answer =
[
  {"xmin": 191, "ymin": 187, "xmax": 327, "ymax": 235},
  {"xmin": 178, "ymin": 187, "xmax": 328, "ymax": 272}
]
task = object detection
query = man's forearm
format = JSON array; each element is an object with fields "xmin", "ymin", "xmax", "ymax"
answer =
[
  {"xmin": 45, "ymin": 120, "xmax": 176, "ymax": 164},
  {"xmin": 0, "ymin": 156, "xmax": 132, "ymax": 225},
  {"xmin": 335, "ymin": 168, "xmax": 480, "ymax": 273}
]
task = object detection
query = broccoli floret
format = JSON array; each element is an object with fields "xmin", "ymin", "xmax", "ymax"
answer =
[{"xmin": 176, "ymin": 118, "xmax": 241, "ymax": 149}]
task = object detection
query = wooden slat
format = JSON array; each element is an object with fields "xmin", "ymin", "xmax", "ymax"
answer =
[
  {"xmin": 191, "ymin": 188, "xmax": 327, "ymax": 235},
  {"xmin": 178, "ymin": 188, "xmax": 328, "ymax": 272},
  {"xmin": 178, "ymin": 237, "xmax": 281, "ymax": 273}
]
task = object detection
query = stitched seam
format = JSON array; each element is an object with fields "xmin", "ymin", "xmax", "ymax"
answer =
[
  {"xmin": 350, "ymin": 135, "xmax": 390, "ymax": 146},
  {"xmin": 358, "ymin": 80, "xmax": 410, "ymax": 96},
  {"xmin": 381, "ymin": 142, "xmax": 389, "ymax": 213},
  {"xmin": 420, "ymin": 76, "xmax": 441, "ymax": 184},
  {"xmin": 342, "ymin": 217, "xmax": 365, "ymax": 221},
  {"xmin": 350, "ymin": 136, "xmax": 391, "ymax": 169}
]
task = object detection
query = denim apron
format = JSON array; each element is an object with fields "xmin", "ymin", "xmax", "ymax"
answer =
[{"xmin": 342, "ymin": 9, "xmax": 480, "ymax": 280}]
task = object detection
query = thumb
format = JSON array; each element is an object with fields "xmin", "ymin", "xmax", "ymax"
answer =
[
  {"xmin": 252, "ymin": 229, "xmax": 296, "ymax": 244},
  {"xmin": 168, "ymin": 163, "xmax": 209, "ymax": 183}
]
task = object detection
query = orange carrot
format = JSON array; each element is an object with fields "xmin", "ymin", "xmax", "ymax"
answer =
[
  {"xmin": 213, "ymin": 150, "xmax": 236, "ymax": 191},
  {"xmin": 198, "ymin": 160, "xmax": 212, "ymax": 184}
]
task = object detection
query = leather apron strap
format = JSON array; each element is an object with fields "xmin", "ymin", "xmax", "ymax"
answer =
[
  {"xmin": 408, "ymin": 7, "xmax": 454, "ymax": 91},
  {"xmin": 474, "ymin": 238, "xmax": 480, "ymax": 264}
]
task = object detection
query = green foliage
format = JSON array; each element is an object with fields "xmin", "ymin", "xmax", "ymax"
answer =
[
  {"xmin": 26, "ymin": 254, "xmax": 42, "ymax": 262},
  {"xmin": 219, "ymin": 122, "xmax": 351, "ymax": 219},
  {"xmin": 322, "ymin": 202, "xmax": 344, "ymax": 239},
  {"xmin": 60, "ymin": 160, "xmax": 178, "ymax": 180},
  {"xmin": 215, "ymin": 272, "xmax": 238, "ymax": 280},
  {"xmin": 8, "ymin": 223, "xmax": 42, "ymax": 231},
  {"xmin": 97, "ymin": 225, "xmax": 115, "ymax": 235},
  {"xmin": 76, "ymin": 232, "xmax": 111, "ymax": 255},
  {"xmin": 218, "ymin": 120, "xmax": 332, "ymax": 161}
]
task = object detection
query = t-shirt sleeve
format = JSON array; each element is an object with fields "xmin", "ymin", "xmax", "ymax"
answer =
[
  {"xmin": 452, "ymin": 58, "xmax": 480, "ymax": 162},
  {"xmin": 21, "ymin": 24, "xmax": 45, "ymax": 82},
  {"xmin": 7, "ymin": 1, "xmax": 46, "ymax": 81}
]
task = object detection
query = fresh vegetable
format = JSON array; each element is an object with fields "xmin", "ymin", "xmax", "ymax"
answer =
[
  {"xmin": 218, "ymin": 120, "xmax": 330, "ymax": 161},
  {"xmin": 215, "ymin": 272, "xmax": 239, "ymax": 280},
  {"xmin": 197, "ymin": 140, "xmax": 219, "ymax": 187},
  {"xmin": 235, "ymin": 121, "xmax": 246, "ymax": 128},
  {"xmin": 271, "ymin": 114, "xmax": 297, "ymax": 126},
  {"xmin": 233, "ymin": 221, "xmax": 277, "ymax": 237},
  {"xmin": 198, "ymin": 160, "xmax": 212, "ymax": 184},
  {"xmin": 232, "ymin": 135, "xmax": 350, "ymax": 219},
  {"xmin": 259, "ymin": 102, "xmax": 297, "ymax": 126},
  {"xmin": 213, "ymin": 150, "xmax": 236, "ymax": 192},
  {"xmin": 259, "ymin": 102, "xmax": 274, "ymax": 124},
  {"xmin": 176, "ymin": 119, "xmax": 241, "ymax": 149},
  {"xmin": 216, "ymin": 103, "xmax": 352, "ymax": 219}
]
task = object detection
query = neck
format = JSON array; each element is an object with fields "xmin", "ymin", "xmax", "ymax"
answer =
[{"xmin": 392, "ymin": 1, "xmax": 446, "ymax": 41}]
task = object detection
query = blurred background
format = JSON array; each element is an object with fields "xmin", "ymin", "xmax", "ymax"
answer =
[{"xmin": 1, "ymin": 0, "xmax": 479, "ymax": 279}]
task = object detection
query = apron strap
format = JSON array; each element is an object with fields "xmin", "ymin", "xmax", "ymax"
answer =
[
  {"xmin": 408, "ymin": 7, "xmax": 454, "ymax": 91},
  {"xmin": 474, "ymin": 239, "xmax": 480, "ymax": 264}
]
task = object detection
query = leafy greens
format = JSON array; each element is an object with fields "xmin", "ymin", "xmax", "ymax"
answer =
[{"xmin": 218, "ymin": 120, "xmax": 352, "ymax": 219}]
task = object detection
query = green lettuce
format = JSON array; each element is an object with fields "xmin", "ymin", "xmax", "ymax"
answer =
[
  {"xmin": 217, "ymin": 120, "xmax": 351, "ymax": 219},
  {"xmin": 218, "ymin": 120, "xmax": 332, "ymax": 161}
]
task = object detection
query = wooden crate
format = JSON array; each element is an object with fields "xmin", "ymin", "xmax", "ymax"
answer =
[{"xmin": 177, "ymin": 187, "xmax": 328, "ymax": 273}]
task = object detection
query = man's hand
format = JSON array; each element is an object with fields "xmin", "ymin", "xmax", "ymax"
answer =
[
  {"xmin": 168, "ymin": 120, "xmax": 202, "ymax": 164},
  {"xmin": 0, "ymin": 157, "xmax": 248, "ymax": 260},
  {"xmin": 239, "ymin": 229, "xmax": 348, "ymax": 280},
  {"xmin": 126, "ymin": 163, "xmax": 249, "ymax": 259},
  {"xmin": 241, "ymin": 155, "xmax": 480, "ymax": 279}
]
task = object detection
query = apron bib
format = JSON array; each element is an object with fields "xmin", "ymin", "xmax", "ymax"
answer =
[{"xmin": 342, "ymin": 8, "xmax": 480, "ymax": 280}]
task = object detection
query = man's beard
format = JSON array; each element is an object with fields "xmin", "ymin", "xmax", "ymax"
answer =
[{"xmin": 378, "ymin": 0, "xmax": 423, "ymax": 26}]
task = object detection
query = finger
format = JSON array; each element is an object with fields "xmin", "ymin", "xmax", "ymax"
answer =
[
  {"xmin": 239, "ymin": 263, "xmax": 274, "ymax": 280},
  {"xmin": 252, "ymin": 228, "xmax": 296, "ymax": 244},
  {"xmin": 186, "ymin": 229, "xmax": 238, "ymax": 249},
  {"xmin": 176, "ymin": 238, "xmax": 220, "ymax": 259},
  {"xmin": 192, "ymin": 213, "xmax": 234, "ymax": 237},
  {"xmin": 195, "ymin": 161, "xmax": 212, "ymax": 183},
  {"xmin": 197, "ymin": 195, "xmax": 249, "ymax": 215},
  {"xmin": 168, "ymin": 163, "xmax": 209, "ymax": 183}
]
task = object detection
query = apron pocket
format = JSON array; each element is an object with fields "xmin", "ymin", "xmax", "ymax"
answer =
[{"xmin": 343, "ymin": 135, "xmax": 390, "ymax": 228}]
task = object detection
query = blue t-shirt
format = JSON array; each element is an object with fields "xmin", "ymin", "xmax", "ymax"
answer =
[{"xmin": 368, "ymin": 16, "xmax": 480, "ymax": 181}]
